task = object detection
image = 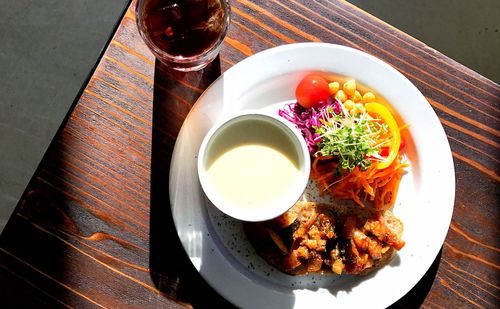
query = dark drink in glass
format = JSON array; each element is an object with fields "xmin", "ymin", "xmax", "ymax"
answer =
[{"xmin": 136, "ymin": 0, "xmax": 230, "ymax": 71}]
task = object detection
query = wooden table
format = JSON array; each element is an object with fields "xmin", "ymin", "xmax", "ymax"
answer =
[{"xmin": 1, "ymin": 0, "xmax": 499, "ymax": 307}]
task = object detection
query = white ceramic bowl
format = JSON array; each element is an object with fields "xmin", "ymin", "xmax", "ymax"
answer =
[{"xmin": 197, "ymin": 111, "xmax": 310, "ymax": 222}]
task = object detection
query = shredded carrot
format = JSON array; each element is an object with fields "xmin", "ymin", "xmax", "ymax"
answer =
[{"xmin": 311, "ymin": 155, "xmax": 408, "ymax": 210}]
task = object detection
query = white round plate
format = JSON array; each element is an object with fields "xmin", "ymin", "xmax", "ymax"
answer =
[{"xmin": 169, "ymin": 43, "xmax": 455, "ymax": 309}]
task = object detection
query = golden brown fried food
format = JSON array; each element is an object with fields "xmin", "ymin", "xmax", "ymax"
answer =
[{"xmin": 245, "ymin": 201, "xmax": 405, "ymax": 275}]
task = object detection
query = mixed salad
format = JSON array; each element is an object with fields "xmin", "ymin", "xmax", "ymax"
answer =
[{"xmin": 279, "ymin": 74, "xmax": 408, "ymax": 209}]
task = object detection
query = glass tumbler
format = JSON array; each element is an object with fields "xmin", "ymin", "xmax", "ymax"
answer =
[{"xmin": 136, "ymin": 0, "xmax": 230, "ymax": 72}]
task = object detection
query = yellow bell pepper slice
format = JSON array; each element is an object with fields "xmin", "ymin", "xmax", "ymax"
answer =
[{"xmin": 364, "ymin": 102, "xmax": 401, "ymax": 169}]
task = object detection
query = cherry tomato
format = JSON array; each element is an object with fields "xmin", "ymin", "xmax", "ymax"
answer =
[
  {"xmin": 380, "ymin": 146, "xmax": 390, "ymax": 157},
  {"xmin": 295, "ymin": 75, "xmax": 330, "ymax": 108}
]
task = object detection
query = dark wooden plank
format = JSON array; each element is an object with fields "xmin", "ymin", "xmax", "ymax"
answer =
[{"xmin": 1, "ymin": 0, "xmax": 499, "ymax": 308}]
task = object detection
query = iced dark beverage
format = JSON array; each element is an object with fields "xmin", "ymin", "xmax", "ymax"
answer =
[{"xmin": 136, "ymin": 0, "xmax": 230, "ymax": 71}]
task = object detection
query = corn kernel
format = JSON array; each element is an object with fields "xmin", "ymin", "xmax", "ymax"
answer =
[
  {"xmin": 343, "ymin": 80, "xmax": 356, "ymax": 96},
  {"xmin": 362, "ymin": 92, "xmax": 376, "ymax": 103},
  {"xmin": 335, "ymin": 90, "xmax": 347, "ymax": 102},
  {"xmin": 351, "ymin": 103, "xmax": 365, "ymax": 116},
  {"xmin": 351, "ymin": 90, "xmax": 362, "ymax": 102},
  {"xmin": 343, "ymin": 99, "xmax": 355, "ymax": 110},
  {"xmin": 328, "ymin": 81, "xmax": 340, "ymax": 95}
]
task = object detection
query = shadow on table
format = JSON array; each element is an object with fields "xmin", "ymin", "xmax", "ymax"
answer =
[{"xmin": 149, "ymin": 57, "xmax": 234, "ymax": 308}]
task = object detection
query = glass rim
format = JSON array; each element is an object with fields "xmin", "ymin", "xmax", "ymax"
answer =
[{"xmin": 135, "ymin": 0, "xmax": 231, "ymax": 64}]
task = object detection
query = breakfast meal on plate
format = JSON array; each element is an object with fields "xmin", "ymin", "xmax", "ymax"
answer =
[{"xmin": 245, "ymin": 74, "xmax": 409, "ymax": 275}]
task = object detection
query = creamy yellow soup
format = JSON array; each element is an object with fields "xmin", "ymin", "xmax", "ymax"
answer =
[{"xmin": 205, "ymin": 117, "xmax": 301, "ymax": 209}]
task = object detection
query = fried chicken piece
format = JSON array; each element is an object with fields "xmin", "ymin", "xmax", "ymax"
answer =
[
  {"xmin": 281, "ymin": 204, "xmax": 336, "ymax": 273},
  {"xmin": 352, "ymin": 229, "xmax": 383, "ymax": 260},
  {"xmin": 364, "ymin": 213, "xmax": 405, "ymax": 250}
]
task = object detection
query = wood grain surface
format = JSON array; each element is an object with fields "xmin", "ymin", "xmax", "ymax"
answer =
[{"xmin": 1, "ymin": 0, "xmax": 499, "ymax": 308}]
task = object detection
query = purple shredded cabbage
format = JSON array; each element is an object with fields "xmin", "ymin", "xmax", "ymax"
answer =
[{"xmin": 278, "ymin": 97, "xmax": 342, "ymax": 154}]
